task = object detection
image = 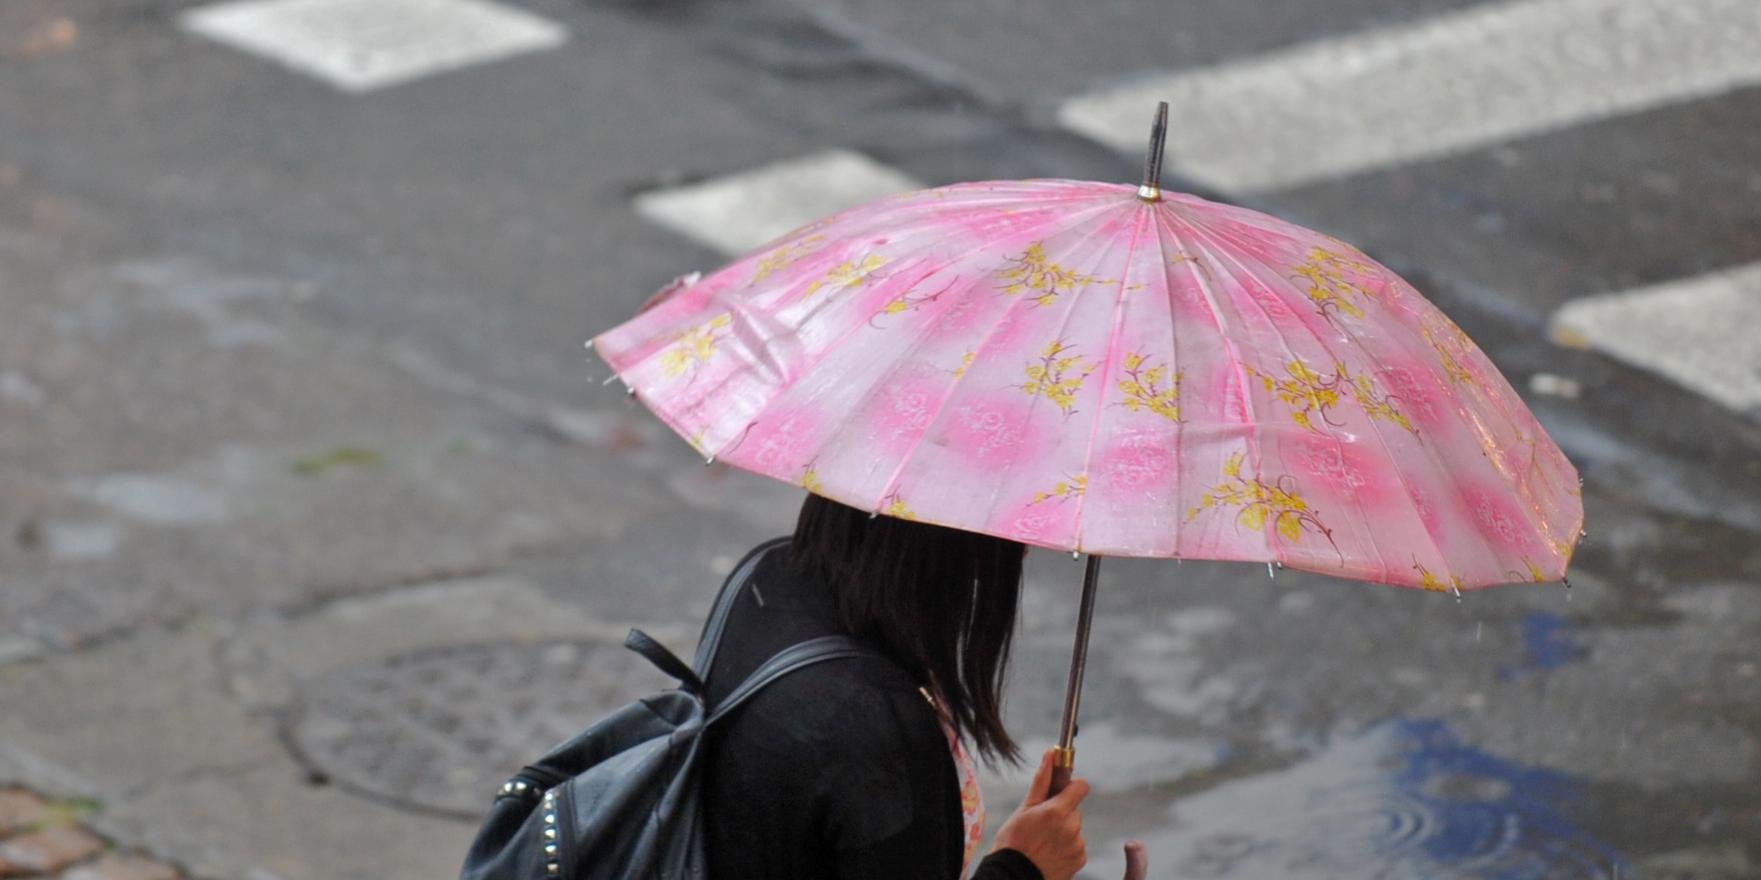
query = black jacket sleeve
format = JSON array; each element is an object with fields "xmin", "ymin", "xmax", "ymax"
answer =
[{"xmin": 976, "ymin": 848, "xmax": 1045, "ymax": 879}]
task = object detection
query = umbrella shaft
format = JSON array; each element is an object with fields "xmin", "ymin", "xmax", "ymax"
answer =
[{"xmin": 1052, "ymin": 554, "xmax": 1104, "ymax": 791}]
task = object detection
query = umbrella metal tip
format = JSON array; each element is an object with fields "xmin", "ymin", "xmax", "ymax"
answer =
[{"xmin": 1138, "ymin": 101, "xmax": 1170, "ymax": 202}]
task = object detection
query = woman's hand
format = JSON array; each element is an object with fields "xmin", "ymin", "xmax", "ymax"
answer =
[{"xmin": 991, "ymin": 749, "xmax": 1090, "ymax": 880}]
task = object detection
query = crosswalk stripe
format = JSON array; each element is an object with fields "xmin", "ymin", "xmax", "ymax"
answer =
[
  {"xmin": 1550, "ymin": 263, "xmax": 1761, "ymax": 412},
  {"xmin": 633, "ymin": 150, "xmax": 922, "ymax": 256},
  {"xmin": 180, "ymin": 0, "xmax": 568, "ymax": 92},
  {"xmin": 1059, "ymin": 0, "xmax": 1761, "ymax": 193}
]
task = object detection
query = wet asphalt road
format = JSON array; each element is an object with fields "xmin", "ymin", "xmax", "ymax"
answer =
[{"xmin": 1, "ymin": 1, "xmax": 1759, "ymax": 877}]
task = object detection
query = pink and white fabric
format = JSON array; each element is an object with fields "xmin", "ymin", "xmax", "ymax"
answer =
[{"xmin": 593, "ymin": 180, "xmax": 1582, "ymax": 591}]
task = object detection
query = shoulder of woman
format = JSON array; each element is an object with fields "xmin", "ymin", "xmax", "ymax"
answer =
[{"xmin": 737, "ymin": 653, "xmax": 943, "ymax": 749}]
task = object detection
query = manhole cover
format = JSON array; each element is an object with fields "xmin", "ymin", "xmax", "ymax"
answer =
[{"xmin": 287, "ymin": 639, "xmax": 673, "ymax": 816}]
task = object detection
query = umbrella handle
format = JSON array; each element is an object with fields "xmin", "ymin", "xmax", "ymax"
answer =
[
  {"xmin": 1048, "ymin": 761, "xmax": 1073, "ymax": 797},
  {"xmin": 1048, "ymin": 554, "xmax": 1104, "ymax": 797}
]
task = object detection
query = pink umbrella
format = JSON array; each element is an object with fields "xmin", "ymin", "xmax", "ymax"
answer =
[{"xmin": 592, "ymin": 104, "xmax": 1581, "ymax": 803}]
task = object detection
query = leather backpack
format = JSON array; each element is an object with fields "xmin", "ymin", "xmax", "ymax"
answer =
[{"xmin": 458, "ymin": 539, "xmax": 870, "ymax": 879}]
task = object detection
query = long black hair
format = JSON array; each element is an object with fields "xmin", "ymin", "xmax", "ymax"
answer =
[{"xmin": 789, "ymin": 493, "xmax": 1026, "ymax": 764}]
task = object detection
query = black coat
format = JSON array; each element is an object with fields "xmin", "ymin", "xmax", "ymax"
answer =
[{"xmin": 699, "ymin": 538, "xmax": 1042, "ymax": 880}]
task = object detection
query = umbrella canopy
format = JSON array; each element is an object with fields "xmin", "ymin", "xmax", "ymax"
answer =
[{"xmin": 593, "ymin": 177, "xmax": 1580, "ymax": 592}]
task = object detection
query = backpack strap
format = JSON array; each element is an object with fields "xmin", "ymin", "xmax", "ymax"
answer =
[
  {"xmin": 705, "ymin": 634, "xmax": 875, "ymax": 727},
  {"xmin": 692, "ymin": 537, "xmax": 788, "ymax": 676},
  {"xmin": 624, "ymin": 629, "xmax": 705, "ymax": 694}
]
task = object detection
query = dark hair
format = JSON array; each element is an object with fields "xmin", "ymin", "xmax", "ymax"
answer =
[{"xmin": 789, "ymin": 493, "xmax": 1026, "ymax": 764}]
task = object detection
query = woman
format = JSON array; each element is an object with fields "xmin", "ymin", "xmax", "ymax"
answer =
[{"xmin": 698, "ymin": 493, "xmax": 1098, "ymax": 880}]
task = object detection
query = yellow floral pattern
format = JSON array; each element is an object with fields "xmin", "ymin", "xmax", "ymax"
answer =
[
  {"xmin": 1349, "ymin": 370, "xmax": 1418, "ymax": 434},
  {"xmin": 805, "ymin": 254, "xmax": 887, "ymax": 299},
  {"xmin": 1188, "ymin": 452, "xmax": 1335, "ymax": 546},
  {"xmin": 952, "ymin": 351, "xmax": 975, "ymax": 379},
  {"xmin": 1412, "ymin": 558, "xmax": 1464, "ymax": 595},
  {"xmin": 659, "ymin": 313, "xmax": 732, "ymax": 378},
  {"xmin": 1421, "ymin": 315, "xmax": 1477, "ymax": 386},
  {"xmin": 752, "ymin": 234, "xmax": 825, "ymax": 283},
  {"xmin": 882, "ymin": 491, "xmax": 916, "ymax": 520},
  {"xmin": 1247, "ymin": 360, "xmax": 1416, "ymax": 435},
  {"xmin": 997, "ymin": 242, "xmax": 1112, "ymax": 307},
  {"xmin": 1524, "ymin": 557, "xmax": 1547, "ymax": 583},
  {"xmin": 1021, "ymin": 340, "xmax": 1097, "ymax": 415},
  {"xmin": 1292, "ymin": 246, "xmax": 1380, "ymax": 323},
  {"xmin": 1118, "ymin": 352, "xmax": 1182, "ymax": 422},
  {"xmin": 1248, "ymin": 360, "xmax": 1342, "ymax": 433},
  {"xmin": 1168, "ymin": 251, "xmax": 1210, "ymax": 276},
  {"xmin": 800, "ymin": 463, "xmax": 823, "ymax": 493},
  {"xmin": 1032, "ymin": 474, "xmax": 1087, "ymax": 504},
  {"xmin": 879, "ymin": 277, "xmax": 958, "ymax": 319}
]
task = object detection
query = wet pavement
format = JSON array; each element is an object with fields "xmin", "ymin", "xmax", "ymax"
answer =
[{"xmin": 1, "ymin": 0, "xmax": 1758, "ymax": 877}]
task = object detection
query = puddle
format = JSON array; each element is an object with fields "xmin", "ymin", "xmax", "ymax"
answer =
[
  {"xmin": 1085, "ymin": 719, "xmax": 1627, "ymax": 879},
  {"xmin": 1498, "ymin": 611, "xmax": 1585, "ymax": 680}
]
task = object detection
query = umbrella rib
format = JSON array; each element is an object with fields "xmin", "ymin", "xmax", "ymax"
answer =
[
  {"xmin": 1146, "ymin": 209, "xmax": 1193, "ymax": 560},
  {"xmin": 1153, "ymin": 208, "xmax": 1276, "ymax": 567},
  {"xmin": 1070, "ymin": 206, "xmax": 1153, "ymax": 552},
  {"xmin": 870, "ymin": 199, "xmax": 1133, "ymax": 520}
]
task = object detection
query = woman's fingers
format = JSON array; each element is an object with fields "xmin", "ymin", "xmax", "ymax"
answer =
[
  {"xmin": 1122, "ymin": 840, "xmax": 1148, "ymax": 880},
  {"xmin": 1020, "ymin": 748, "xmax": 1057, "ymax": 808},
  {"xmin": 1049, "ymin": 776, "xmax": 1090, "ymax": 810}
]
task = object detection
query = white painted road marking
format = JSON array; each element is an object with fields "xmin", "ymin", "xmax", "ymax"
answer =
[
  {"xmin": 180, "ymin": 0, "xmax": 568, "ymax": 92},
  {"xmin": 633, "ymin": 150, "xmax": 922, "ymax": 256},
  {"xmin": 1060, "ymin": 0, "xmax": 1761, "ymax": 193},
  {"xmin": 1551, "ymin": 263, "xmax": 1761, "ymax": 412}
]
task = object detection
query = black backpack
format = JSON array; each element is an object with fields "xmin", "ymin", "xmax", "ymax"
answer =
[{"xmin": 458, "ymin": 540, "xmax": 871, "ymax": 879}]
